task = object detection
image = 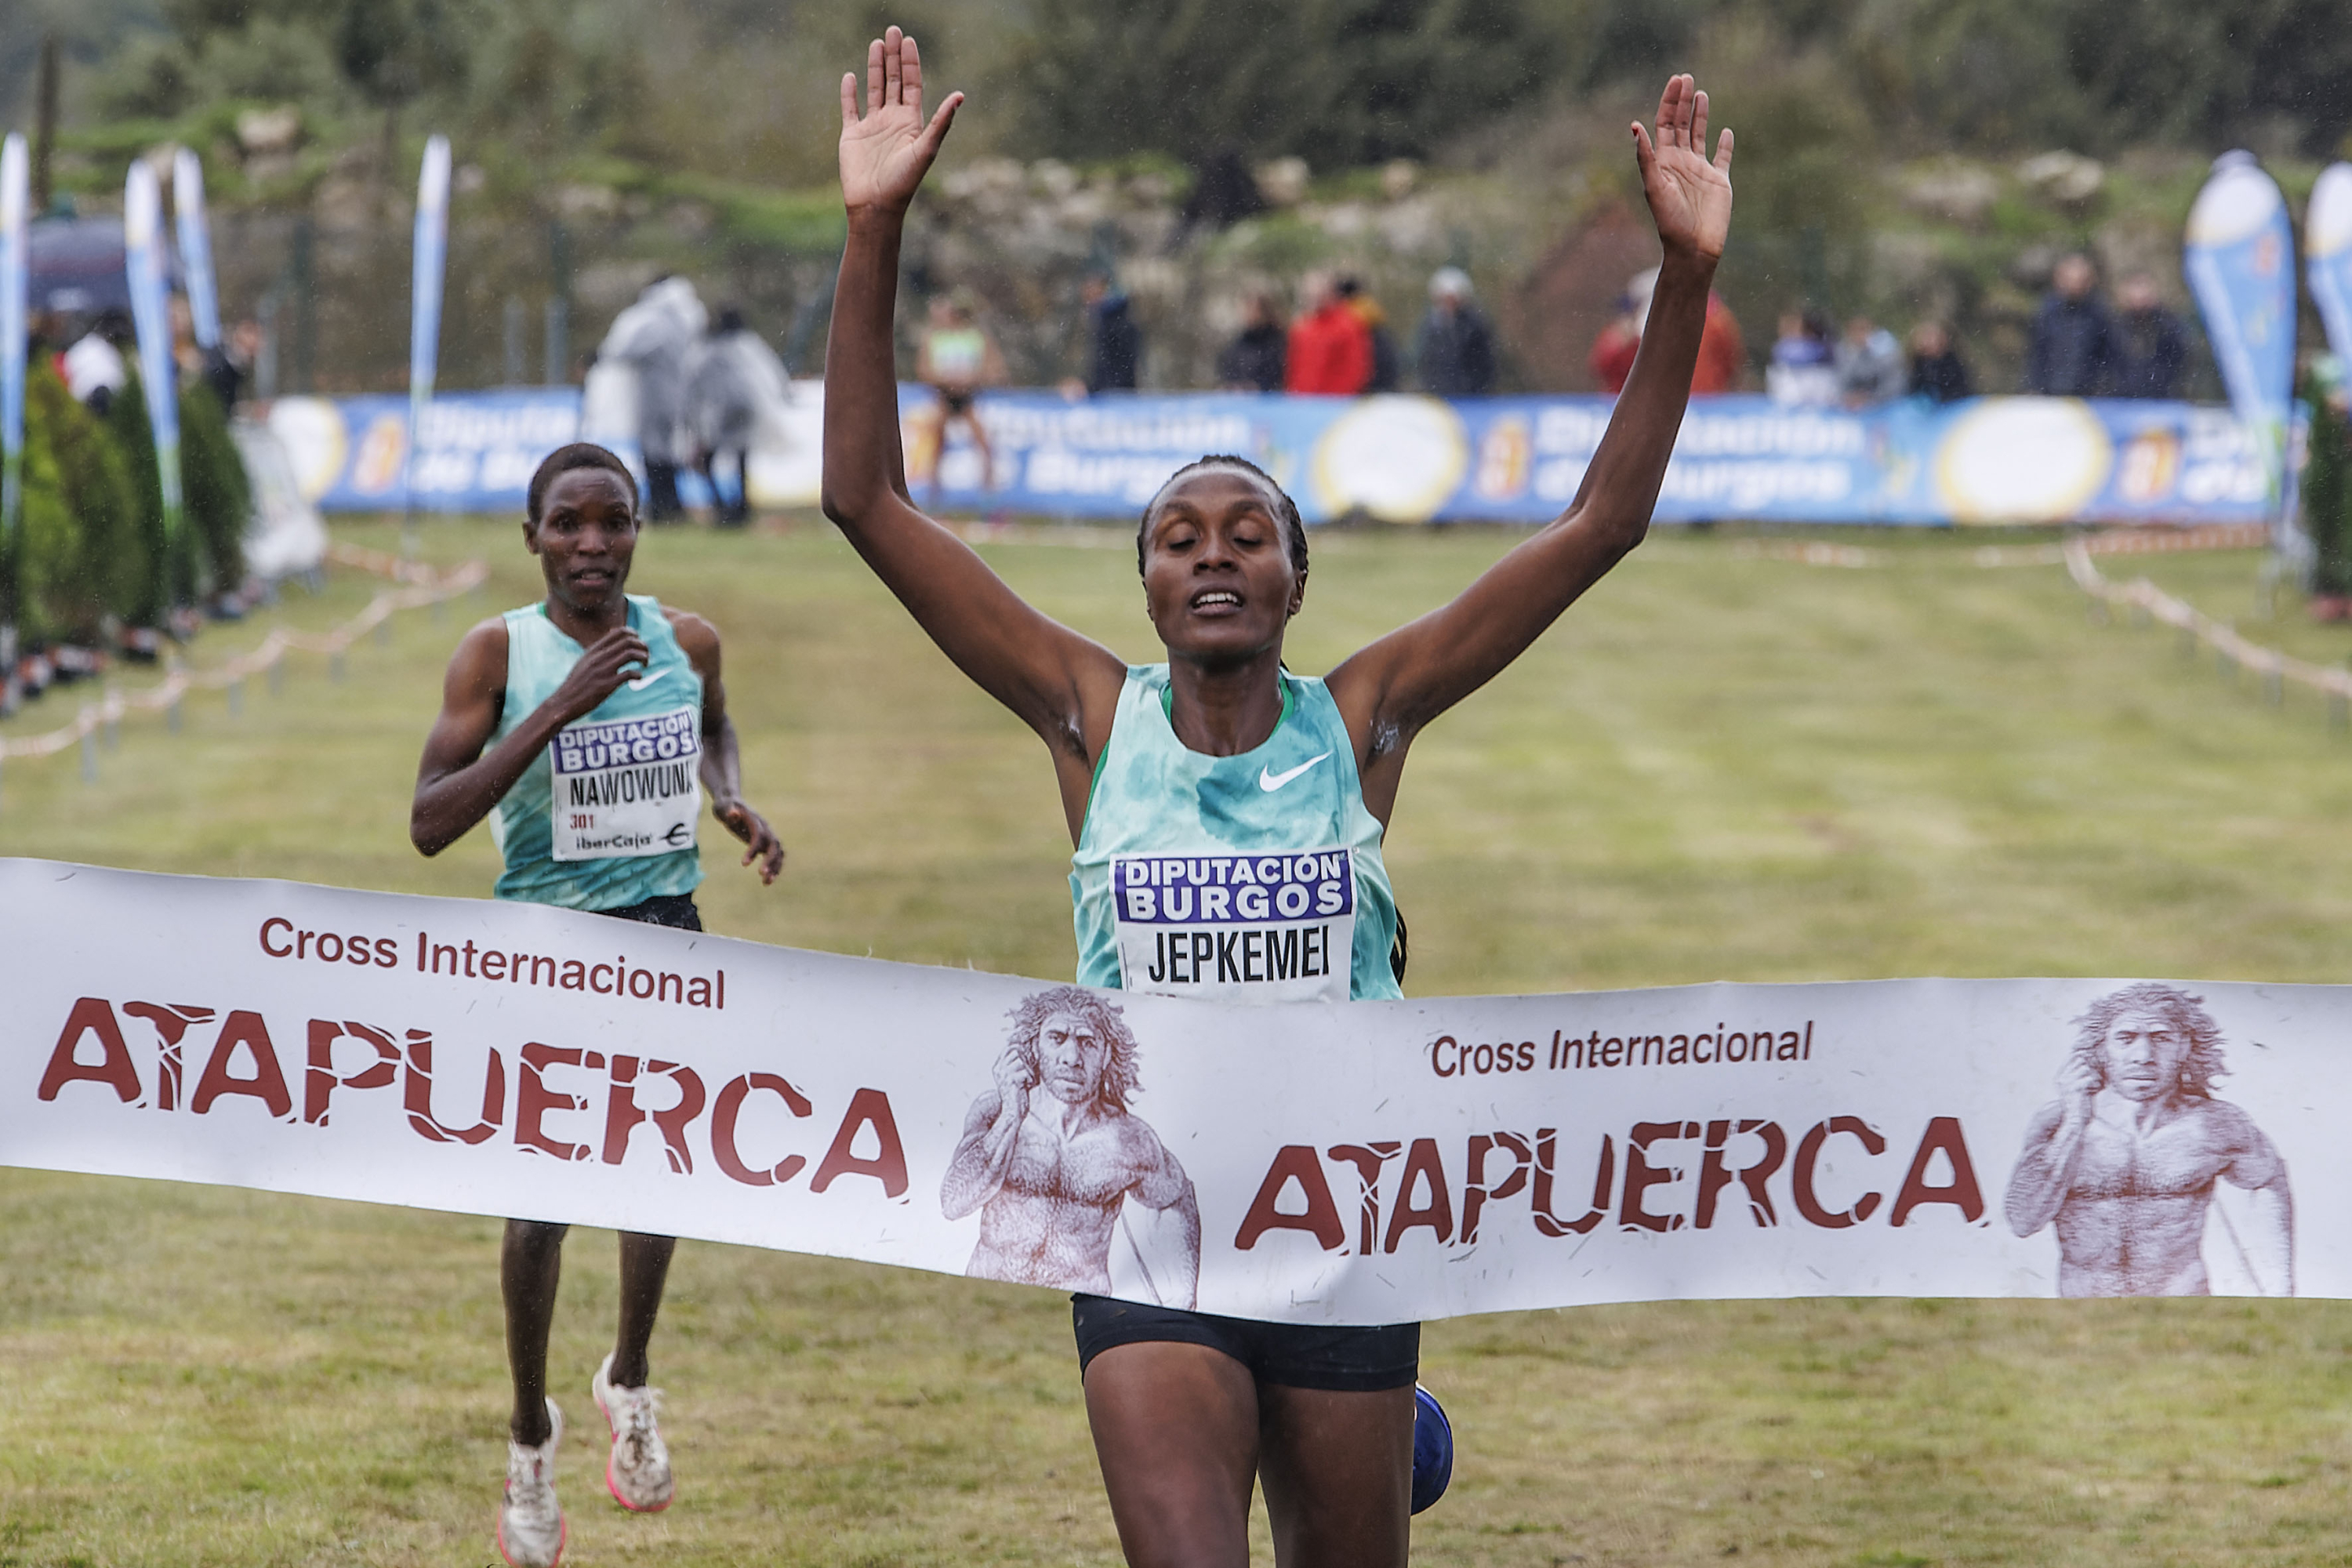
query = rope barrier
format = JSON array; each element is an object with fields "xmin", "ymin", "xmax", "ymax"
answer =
[
  {"xmin": 0, "ymin": 545, "xmax": 488, "ymax": 765},
  {"xmin": 2061, "ymin": 535, "xmax": 2352, "ymax": 720}
]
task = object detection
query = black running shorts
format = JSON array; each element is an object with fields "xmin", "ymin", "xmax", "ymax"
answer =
[
  {"xmin": 594, "ymin": 894, "xmax": 703, "ymax": 931},
  {"xmin": 1072, "ymin": 1294, "xmax": 1419, "ymax": 1392}
]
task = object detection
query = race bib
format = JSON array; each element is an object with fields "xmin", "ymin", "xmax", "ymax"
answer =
[
  {"xmin": 1112, "ymin": 848, "xmax": 1353, "ymax": 1004},
  {"xmin": 549, "ymin": 706, "xmax": 701, "ymax": 862}
]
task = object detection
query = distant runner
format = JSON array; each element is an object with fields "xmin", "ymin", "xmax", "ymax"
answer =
[
  {"xmin": 826, "ymin": 28, "xmax": 1732, "ymax": 1566},
  {"xmin": 409, "ymin": 442, "xmax": 784, "ymax": 1567}
]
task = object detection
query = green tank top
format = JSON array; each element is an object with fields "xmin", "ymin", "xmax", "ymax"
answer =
[
  {"xmin": 1071, "ymin": 665, "xmax": 1401, "ymax": 1003},
  {"xmin": 489, "ymin": 595, "xmax": 705, "ymax": 910}
]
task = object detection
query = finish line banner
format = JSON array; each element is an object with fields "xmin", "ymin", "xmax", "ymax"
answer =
[{"xmin": 2, "ymin": 860, "xmax": 2336, "ymax": 1323}]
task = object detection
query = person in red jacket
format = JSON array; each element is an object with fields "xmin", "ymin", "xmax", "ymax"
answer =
[
  {"xmin": 1285, "ymin": 271, "xmax": 1373, "ymax": 394},
  {"xmin": 1692, "ymin": 290, "xmax": 1745, "ymax": 393}
]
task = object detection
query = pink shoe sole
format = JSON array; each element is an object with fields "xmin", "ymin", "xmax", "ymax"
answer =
[
  {"xmin": 596, "ymin": 1387, "xmax": 675, "ymax": 1514},
  {"xmin": 495, "ymin": 1514, "xmax": 566, "ymax": 1567}
]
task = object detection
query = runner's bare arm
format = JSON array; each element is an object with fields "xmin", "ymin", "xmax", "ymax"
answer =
[
  {"xmin": 821, "ymin": 28, "xmax": 1127, "ymax": 771},
  {"xmin": 1327, "ymin": 75, "xmax": 1734, "ymax": 806},
  {"xmin": 409, "ymin": 616, "xmax": 648, "ymax": 856},
  {"xmin": 669, "ymin": 609, "xmax": 785, "ymax": 885}
]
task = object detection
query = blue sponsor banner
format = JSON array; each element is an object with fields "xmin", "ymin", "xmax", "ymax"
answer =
[
  {"xmin": 274, "ymin": 386, "xmax": 2277, "ymax": 526},
  {"xmin": 910, "ymin": 389, "xmax": 2278, "ymax": 527},
  {"xmin": 266, "ymin": 390, "xmax": 586, "ymax": 513}
]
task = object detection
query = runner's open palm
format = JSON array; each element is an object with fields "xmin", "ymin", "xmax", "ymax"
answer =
[
  {"xmin": 839, "ymin": 27, "xmax": 963, "ymax": 216},
  {"xmin": 1634, "ymin": 74, "xmax": 1734, "ymax": 261}
]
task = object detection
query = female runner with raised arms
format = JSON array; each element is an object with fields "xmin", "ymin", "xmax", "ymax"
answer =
[{"xmin": 825, "ymin": 28, "xmax": 1733, "ymax": 1568}]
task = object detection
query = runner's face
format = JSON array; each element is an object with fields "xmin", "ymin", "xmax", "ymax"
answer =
[
  {"xmin": 2100, "ymin": 1007, "xmax": 2187, "ymax": 1102},
  {"xmin": 1039, "ymin": 1010, "xmax": 1105, "ymax": 1105},
  {"xmin": 528, "ymin": 470, "xmax": 638, "ymax": 612},
  {"xmin": 1142, "ymin": 469, "xmax": 1301, "ymax": 666}
]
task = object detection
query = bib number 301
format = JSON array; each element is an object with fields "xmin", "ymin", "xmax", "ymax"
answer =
[
  {"xmin": 550, "ymin": 706, "xmax": 701, "ymax": 862},
  {"xmin": 1112, "ymin": 848, "xmax": 1353, "ymax": 1004}
]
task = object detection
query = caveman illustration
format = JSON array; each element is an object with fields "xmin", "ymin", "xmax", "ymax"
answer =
[
  {"xmin": 2005, "ymin": 982, "xmax": 2292, "ymax": 1297},
  {"xmin": 942, "ymin": 985, "xmax": 1201, "ymax": 1306}
]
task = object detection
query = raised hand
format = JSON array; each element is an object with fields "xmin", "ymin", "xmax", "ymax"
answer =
[
  {"xmin": 548, "ymin": 626, "xmax": 650, "ymax": 723},
  {"xmin": 1633, "ymin": 74, "xmax": 1734, "ymax": 263},
  {"xmin": 839, "ymin": 26, "xmax": 964, "ymax": 217}
]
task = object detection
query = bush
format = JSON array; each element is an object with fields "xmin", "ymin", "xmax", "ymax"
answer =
[
  {"xmin": 103, "ymin": 372, "xmax": 190, "ymax": 623},
  {"xmin": 20, "ymin": 368, "xmax": 143, "ymax": 644},
  {"xmin": 180, "ymin": 380, "xmax": 250, "ymax": 597}
]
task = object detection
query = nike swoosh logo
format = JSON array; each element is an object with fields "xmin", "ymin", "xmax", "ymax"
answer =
[
  {"xmin": 1258, "ymin": 753, "xmax": 1331, "ymax": 793},
  {"xmin": 626, "ymin": 671, "xmax": 658, "ymax": 691}
]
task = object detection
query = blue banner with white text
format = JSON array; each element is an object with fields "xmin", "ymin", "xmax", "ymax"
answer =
[{"xmin": 271, "ymin": 387, "xmax": 2281, "ymax": 528}]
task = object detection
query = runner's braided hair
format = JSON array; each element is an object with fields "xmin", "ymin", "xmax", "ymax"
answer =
[
  {"xmin": 2068, "ymin": 982, "xmax": 2227, "ymax": 1098},
  {"xmin": 1136, "ymin": 456, "xmax": 1308, "ymax": 583},
  {"xmin": 1004, "ymin": 985, "xmax": 1142, "ymax": 1113},
  {"xmin": 527, "ymin": 442, "xmax": 640, "ymax": 526}
]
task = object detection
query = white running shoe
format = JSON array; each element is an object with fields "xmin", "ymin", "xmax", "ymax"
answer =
[
  {"xmin": 592, "ymin": 1353, "xmax": 675, "ymax": 1512},
  {"xmin": 496, "ymin": 1398, "xmax": 566, "ymax": 1568}
]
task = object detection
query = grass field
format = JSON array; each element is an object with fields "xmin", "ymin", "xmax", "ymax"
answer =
[{"xmin": 5, "ymin": 518, "xmax": 2352, "ymax": 1566}]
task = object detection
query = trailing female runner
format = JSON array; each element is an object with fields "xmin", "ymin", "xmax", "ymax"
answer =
[
  {"xmin": 409, "ymin": 443, "xmax": 786, "ymax": 1567},
  {"xmin": 824, "ymin": 28, "xmax": 1732, "ymax": 1567}
]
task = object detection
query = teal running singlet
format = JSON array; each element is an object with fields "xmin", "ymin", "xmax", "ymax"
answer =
[
  {"xmin": 489, "ymin": 594, "xmax": 705, "ymax": 910},
  {"xmin": 1071, "ymin": 664, "xmax": 1401, "ymax": 1004}
]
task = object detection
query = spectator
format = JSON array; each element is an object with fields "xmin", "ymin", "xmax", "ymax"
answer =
[
  {"xmin": 1337, "ymin": 276, "xmax": 1401, "ymax": 393},
  {"xmin": 2025, "ymin": 252, "xmax": 2112, "ymax": 397},
  {"xmin": 1217, "ymin": 292, "xmax": 1287, "ymax": 392},
  {"xmin": 1835, "ymin": 314, "xmax": 1904, "ymax": 407},
  {"xmin": 62, "ymin": 308, "xmax": 129, "ymax": 415},
  {"xmin": 1766, "ymin": 308, "xmax": 1838, "ymax": 407},
  {"xmin": 684, "ymin": 305, "xmax": 789, "ymax": 528},
  {"xmin": 1080, "ymin": 273, "xmax": 1142, "ymax": 394},
  {"xmin": 1588, "ymin": 270, "xmax": 1647, "ymax": 394},
  {"xmin": 917, "ymin": 293, "xmax": 1007, "ymax": 497},
  {"xmin": 1907, "ymin": 321, "xmax": 1973, "ymax": 404},
  {"xmin": 1415, "ymin": 267, "xmax": 1497, "ymax": 397},
  {"xmin": 599, "ymin": 275, "xmax": 707, "ymax": 521},
  {"xmin": 204, "ymin": 317, "xmax": 260, "ymax": 411},
  {"xmin": 1286, "ymin": 271, "xmax": 1371, "ymax": 395},
  {"xmin": 1693, "ymin": 288, "xmax": 1745, "ymax": 394},
  {"xmin": 2109, "ymin": 273, "xmax": 2188, "ymax": 399}
]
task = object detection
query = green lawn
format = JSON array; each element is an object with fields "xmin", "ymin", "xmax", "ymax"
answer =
[{"xmin": 5, "ymin": 518, "xmax": 2352, "ymax": 1566}]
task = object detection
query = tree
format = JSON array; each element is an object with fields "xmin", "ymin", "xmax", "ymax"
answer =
[{"xmin": 1000, "ymin": 0, "xmax": 1559, "ymax": 165}]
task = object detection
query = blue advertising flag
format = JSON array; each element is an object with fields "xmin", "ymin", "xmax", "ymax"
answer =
[
  {"xmin": 2, "ymin": 130, "xmax": 27, "ymax": 689},
  {"xmin": 171, "ymin": 147, "xmax": 220, "ymax": 351},
  {"xmin": 124, "ymin": 159, "xmax": 184, "ymax": 555},
  {"xmin": 2183, "ymin": 151, "xmax": 2297, "ymax": 510},
  {"xmin": 2, "ymin": 132, "xmax": 27, "ymax": 539},
  {"xmin": 408, "ymin": 135, "xmax": 452, "ymax": 516},
  {"xmin": 2307, "ymin": 162, "xmax": 2352, "ymax": 365}
]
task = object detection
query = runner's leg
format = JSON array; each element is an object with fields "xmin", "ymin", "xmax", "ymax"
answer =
[
  {"xmin": 503, "ymin": 1219, "xmax": 568, "ymax": 1444},
  {"xmin": 610, "ymin": 1231, "xmax": 677, "ymax": 1387},
  {"xmin": 965, "ymin": 412, "xmax": 995, "ymax": 493},
  {"xmin": 1257, "ymin": 1384, "xmax": 1414, "ymax": 1568},
  {"xmin": 1083, "ymin": 1341, "xmax": 1258, "ymax": 1568}
]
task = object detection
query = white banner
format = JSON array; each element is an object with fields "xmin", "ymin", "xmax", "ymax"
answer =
[{"xmin": 2, "ymin": 859, "xmax": 2339, "ymax": 1322}]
